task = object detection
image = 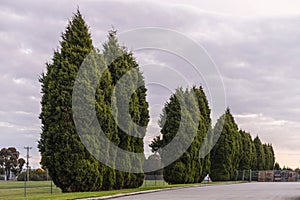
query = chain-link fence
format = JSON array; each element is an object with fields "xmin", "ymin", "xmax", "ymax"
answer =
[
  {"xmin": 0, "ymin": 167, "xmax": 60, "ymax": 198},
  {"xmin": 233, "ymin": 170, "xmax": 258, "ymax": 181},
  {"xmin": 0, "ymin": 180, "xmax": 60, "ymax": 199}
]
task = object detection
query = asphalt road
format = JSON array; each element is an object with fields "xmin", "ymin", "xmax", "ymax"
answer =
[{"xmin": 116, "ymin": 182, "xmax": 300, "ymax": 200}]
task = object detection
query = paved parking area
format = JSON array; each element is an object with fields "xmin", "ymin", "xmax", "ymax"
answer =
[{"xmin": 116, "ymin": 182, "xmax": 300, "ymax": 200}]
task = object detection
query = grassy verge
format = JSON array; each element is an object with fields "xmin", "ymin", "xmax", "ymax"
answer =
[
  {"xmin": 0, "ymin": 181, "xmax": 54, "ymax": 189},
  {"xmin": 0, "ymin": 180, "xmax": 244, "ymax": 200},
  {"xmin": 141, "ymin": 180, "xmax": 168, "ymax": 186}
]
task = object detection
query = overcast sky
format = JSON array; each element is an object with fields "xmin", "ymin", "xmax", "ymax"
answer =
[{"xmin": 1, "ymin": 0, "xmax": 300, "ymax": 169}]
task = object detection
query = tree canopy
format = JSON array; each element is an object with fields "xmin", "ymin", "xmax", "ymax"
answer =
[{"xmin": 0, "ymin": 147, "xmax": 25, "ymax": 180}]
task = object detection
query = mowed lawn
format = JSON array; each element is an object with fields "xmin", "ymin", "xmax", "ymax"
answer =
[
  {"xmin": 0, "ymin": 181, "xmax": 61, "ymax": 199},
  {"xmin": 0, "ymin": 180, "xmax": 238, "ymax": 200},
  {"xmin": 0, "ymin": 180, "xmax": 179, "ymax": 200}
]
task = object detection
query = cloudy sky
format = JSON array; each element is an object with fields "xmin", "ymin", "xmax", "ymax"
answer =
[{"xmin": 1, "ymin": 0, "xmax": 300, "ymax": 169}]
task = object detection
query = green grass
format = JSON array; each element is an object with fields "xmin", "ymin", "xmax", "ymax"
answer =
[
  {"xmin": 0, "ymin": 180, "xmax": 243, "ymax": 200},
  {"xmin": 142, "ymin": 179, "xmax": 168, "ymax": 186},
  {"xmin": 0, "ymin": 181, "xmax": 61, "ymax": 199},
  {"xmin": 0, "ymin": 181, "xmax": 55, "ymax": 189}
]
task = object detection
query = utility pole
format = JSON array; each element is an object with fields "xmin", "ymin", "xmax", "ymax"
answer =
[
  {"xmin": 24, "ymin": 146, "xmax": 32, "ymax": 181},
  {"xmin": 24, "ymin": 146, "xmax": 32, "ymax": 197}
]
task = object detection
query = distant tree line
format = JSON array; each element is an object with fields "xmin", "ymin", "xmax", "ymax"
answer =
[
  {"xmin": 0, "ymin": 147, "xmax": 25, "ymax": 181},
  {"xmin": 17, "ymin": 168, "xmax": 48, "ymax": 181},
  {"xmin": 150, "ymin": 88, "xmax": 275, "ymax": 183}
]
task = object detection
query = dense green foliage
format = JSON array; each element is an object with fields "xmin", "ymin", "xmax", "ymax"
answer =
[
  {"xmin": 210, "ymin": 108, "xmax": 242, "ymax": 181},
  {"xmin": 151, "ymin": 87, "xmax": 211, "ymax": 184},
  {"xmin": 39, "ymin": 10, "xmax": 149, "ymax": 192},
  {"xmin": 253, "ymin": 136, "xmax": 266, "ymax": 170},
  {"xmin": 101, "ymin": 31, "xmax": 149, "ymax": 189},
  {"xmin": 263, "ymin": 143, "xmax": 275, "ymax": 170},
  {"xmin": 149, "ymin": 136, "xmax": 163, "ymax": 155},
  {"xmin": 192, "ymin": 86, "xmax": 212, "ymax": 182},
  {"xmin": 150, "ymin": 84, "xmax": 276, "ymax": 183},
  {"xmin": 238, "ymin": 130, "xmax": 254, "ymax": 170},
  {"xmin": 211, "ymin": 111, "xmax": 275, "ymax": 181},
  {"xmin": 39, "ymin": 10, "xmax": 102, "ymax": 192},
  {"xmin": 160, "ymin": 88, "xmax": 198, "ymax": 184},
  {"xmin": 274, "ymin": 162, "xmax": 281, "ymax": 170}
]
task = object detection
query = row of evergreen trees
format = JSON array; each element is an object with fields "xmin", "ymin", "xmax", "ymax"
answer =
[
  {"xmin": 210, "ymin": 110, "xmax": 275, "ymax": 181},
  {"xmin": 39, "ymin": 10, "xmax": 275, "ymax": 191},
  {"xmin": 39, "ymin": 11, "xmax": 149, "ymax": 192},
  {"xmin": 150, "ymin": 89, "xmax": 275, "ymax": 183}
]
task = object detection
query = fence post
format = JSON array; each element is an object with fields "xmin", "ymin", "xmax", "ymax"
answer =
[
  {"xmin": 51, "ymin": 179, "xmax": 53, "ymax": 194},
  {"xmin": 249, "ymin": 169, "xmax": 252, "ymax": 182},
  {"xmin": 24, "ymin": 170, "xmax": 27, "ymax": 197}
]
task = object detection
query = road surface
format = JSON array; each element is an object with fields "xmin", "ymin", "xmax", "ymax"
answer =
[{"xmin": 116, "ymin": 182, "xmax": 300, "ymax": 200}]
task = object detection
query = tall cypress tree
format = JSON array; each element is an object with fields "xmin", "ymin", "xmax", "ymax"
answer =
[
  {"xmin": 263, "ymin": 144, "xmax": 270, "ymax": 170},
  {"xmin": 39, "ymin": 10, "xmax": 103, "ymax": 192},
  {"xmin": 161, "ymin": 88, "xmax": 200, "ymax": 184},
  {"xmin": 263, "ymin": 144, "xmax": 275, "ymax": 170},
  {"xmin": 238, "ymin": 130, "xmax": 253, "ymax": 170},
  {"xmin": 253, "ymin": 136, "xmax": 266, "ymax": 170},
  {"xmin": 210, "ymin": 108, "xmax": 241, "ymax": 181},
  {"xmin": 250, "ymin": 139, "xmax": 257, "ymax": 170},
  {"xmin": 150, "ymin": 86, "xmax": 212, "ymax": 184},
  {"xmin": 96, "ymin": 66, "xmax": 118, "ymax": 190},
  {"xmin": 269, "ymin": 144, "xmax": 275, "ymax": 169},
  {"xmin": 159, "ymin": 90, "xmax": 184, "ymax": 184},
  {"xmin": 192, "ymin": 86, "xmax": 212, "ymax": 182},
  {"xmin": 102, "ymin": 31, "xmax": 149, "ymax": 189},
  {"xmin": 159, "ymin": 87, "xmax": 211, "ymax": 184}
]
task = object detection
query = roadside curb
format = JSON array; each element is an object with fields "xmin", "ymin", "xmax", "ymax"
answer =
[{"xmin": 78, "ymin": 182, "xmax": 248, "ymax": 200}]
